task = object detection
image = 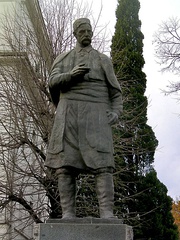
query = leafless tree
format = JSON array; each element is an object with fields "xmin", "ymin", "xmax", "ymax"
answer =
[
  {"xmin": 154, "ymin": 17, "xmax": 180, "ymax": 95},
  {"xmin": 0, "ymin": 0, "xmax": 111, "ymax": 238}
]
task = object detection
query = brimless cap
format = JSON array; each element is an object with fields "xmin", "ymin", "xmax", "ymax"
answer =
[{"xmin": 73, "ymin": 18, "xmax": 91, "ymax": 32}]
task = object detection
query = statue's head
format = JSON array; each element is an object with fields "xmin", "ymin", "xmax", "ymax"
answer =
[{"xmin": 73, "ymin": 18, "xmax": 93, "ymax": 47}]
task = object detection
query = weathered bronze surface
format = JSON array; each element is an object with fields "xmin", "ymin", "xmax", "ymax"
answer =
[{"xmin": 45, "ymin": 18, "xmax": 123, "ymax": 219}]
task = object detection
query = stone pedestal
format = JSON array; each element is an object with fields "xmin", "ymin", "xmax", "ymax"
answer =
[{"xmin": 35, "ymin": 218, "xmax": 133, "ymax": 240}]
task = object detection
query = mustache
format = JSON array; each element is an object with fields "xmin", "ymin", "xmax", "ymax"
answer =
[{"xmin": 82, "ymin": 37, "xmax": 91, "ymax": 40}]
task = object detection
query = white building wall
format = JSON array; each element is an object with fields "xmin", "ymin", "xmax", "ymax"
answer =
[
  {"xmin": 0, "ymin": 1, "xmax": 50, "ymax": 239},
  {"xmin": 0, "ymin": 0, "xmax": 18, "ymax": 51}
]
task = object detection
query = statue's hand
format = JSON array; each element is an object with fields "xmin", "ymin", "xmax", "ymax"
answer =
[
  {"xmin": 70, "ymin": 64, "xmax": 90, "ymax": 78},
  {"xmin": 106, "ymin": 111, "xmax": 119, "ymax": 126}
]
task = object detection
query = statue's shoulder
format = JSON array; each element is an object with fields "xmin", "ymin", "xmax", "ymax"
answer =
[
  {"xmin": 98, "ymin": 52, "xmax": 112, "ymax": 66},
  {"xmin": 96, "ymin": 51, "xmax": 110, "ymax": 60},
  {"xmin": 52, "ymin": 49, "xmax": 75, "ymax": 69}
]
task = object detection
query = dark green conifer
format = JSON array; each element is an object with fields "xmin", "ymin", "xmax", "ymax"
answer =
[{"xmin": 111, "ymin": 1, "xmax": 178, "ymax": 239}]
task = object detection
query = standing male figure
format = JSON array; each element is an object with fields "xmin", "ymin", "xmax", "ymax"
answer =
[{"xmin": 45, "ymin": 18, "xmax": 123, "ymax": 219}]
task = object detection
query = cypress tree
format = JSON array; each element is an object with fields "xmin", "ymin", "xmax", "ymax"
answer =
[
  {"xmin": 110, "ymin": 0, "xmax": 178, "ymax": 238},
  {"xmin": 111, "ymin": 0, "xmax": 157, "ymax": 208},
  {"xmin": 111, "ymin": 0, "xmax": 157, "ymax": 175}
]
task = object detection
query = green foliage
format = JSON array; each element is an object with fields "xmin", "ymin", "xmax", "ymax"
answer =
[
  {"xmin": 134, "ymin": 171, "xmax": 179, "ymax": 240},
  {"xmin": 111, "ymin": 0, "xmax": 157, "ymax": 175},
  {"xmin": 112, "ymin": 0, "xmax": 145, "ymax": 81},
  {"xmin": 76, "ymin": 175, "xmax": 99, "ymax": 218},
  {"xmin": 111, "ymin": 0, "xmax": 178, "ymax": 239}
]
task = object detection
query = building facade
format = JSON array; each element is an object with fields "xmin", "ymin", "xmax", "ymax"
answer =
[{"xmin": 0, "ymin": 0, "xmax": 53, "ymax": 239}]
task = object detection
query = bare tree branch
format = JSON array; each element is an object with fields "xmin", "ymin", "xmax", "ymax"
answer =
[{"xmin": 154, "ymin": 17, "xmax": 180, "ymax": 95}]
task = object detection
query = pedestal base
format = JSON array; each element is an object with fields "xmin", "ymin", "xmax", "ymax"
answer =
[{"xmin": 35, "ymin": 218, "xmax": 133, "ymax": 240}]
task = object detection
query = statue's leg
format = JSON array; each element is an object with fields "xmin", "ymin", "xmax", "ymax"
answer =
[
  {"xmin": 57, "ymin": 172, "xmax": 76, "ymax": 219},
  {"xmin": 95, "ymin": 172, "xmax": 116, "ymax": 219}
]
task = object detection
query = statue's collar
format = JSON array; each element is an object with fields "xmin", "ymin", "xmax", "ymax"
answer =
[{"xmin": 75, "ymin": 43, "xmax": 93, "ymax": 53}]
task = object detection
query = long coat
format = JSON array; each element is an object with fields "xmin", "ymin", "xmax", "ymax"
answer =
[{"xmin": 45, "ymin": 47, "xmax": 123, "ymax": 170}]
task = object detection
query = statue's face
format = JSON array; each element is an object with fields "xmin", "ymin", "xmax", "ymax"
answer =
[{"xmin": 74, "ymin": 23, "xmax": 93, "ymax": 47}]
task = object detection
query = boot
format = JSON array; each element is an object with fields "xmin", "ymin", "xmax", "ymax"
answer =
[
  {"xmin": 58, "ymin": 174, "xmax": 76, "ymax": 219},
  {"xmin": 96, "ymin": 173, "xmax": 116, "ymax": 219}
]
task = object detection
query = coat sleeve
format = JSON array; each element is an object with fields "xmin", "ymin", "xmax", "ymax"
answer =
[
  {"xmin": 48, "ymin": 51, "xmax": 73, "ymax": 106},
  {"xmin": 100, "ymin": 53, "xmax": 123, "ymax": 116}
]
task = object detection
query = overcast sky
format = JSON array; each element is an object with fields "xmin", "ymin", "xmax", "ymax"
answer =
[{"xmin": 90, "ymin": 0, "xmax": 180, "ymax": 200}]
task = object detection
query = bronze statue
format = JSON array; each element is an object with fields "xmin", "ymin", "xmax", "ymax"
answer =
[{"xmin": 45, "ymin": 18, "xmax": 123, "ymax": 219}]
